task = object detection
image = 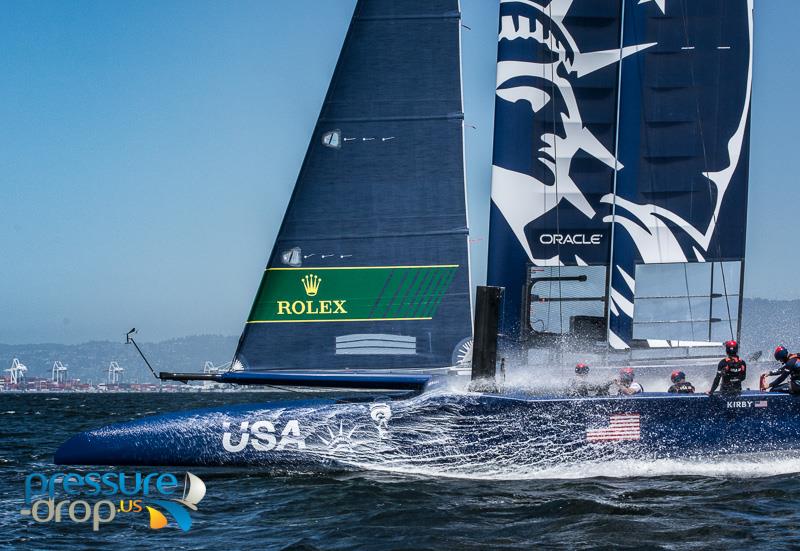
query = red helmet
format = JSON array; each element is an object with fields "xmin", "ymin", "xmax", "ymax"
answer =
[
  {"xmin": 575, "ymin": 363, "xmax": 589, "ymax": 375},
  {"xmin": 671, "ymin": 370, "xmax": 685, "ymax": 384},
  {"xmin": 619, "ymin": 367, "xmax": 634, "ymax": 383},
  {"xmin": 725, "ymin": 340, "xmax": 738, "ymax": 356},
  {"xmin": 775, "ymin": 345, "xmax": 790, "ymax": 363}
]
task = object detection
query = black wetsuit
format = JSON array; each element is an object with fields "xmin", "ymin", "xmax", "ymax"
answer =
[
  {"xmin": 710, "ymin": 355, "xmax": 746, "ymax": 394},
  {"xmin": 668, "ymin": 381, "xmax": 695, "ymax": 393},
  {"xmin": 568, "ymin": 378, "xmax": 613, "ymax": 397},
  {"xmin": 768, "ymin": 355, "xmax": 800, "ymax": 393},
  {"xmin": 568, "ymin": 378, "xmax": 591, "ymax": 397}
]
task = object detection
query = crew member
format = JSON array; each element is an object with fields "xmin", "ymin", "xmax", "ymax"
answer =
[
  {"xmin": 668, "ymin": 371, "xmax": 695, "ymax": 393},
  {"xmin": 708, "ymin": 340, "xmax": 746, "ymax": 395},
  {"xmin": 568, "ymin": 363, "xmax": 592, "ymax": 397},
  {"xmin": 765, "ymin": 345, "xmax": 800, "ymax": 393},
  {"xmin": 615, "ymin": 367, "xmax": 643, "ymax": 395}
]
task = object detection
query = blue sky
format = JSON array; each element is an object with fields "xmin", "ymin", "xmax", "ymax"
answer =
[{"xmin": 0, "ymin": 0, "xmax": 795, "ymax": 344}]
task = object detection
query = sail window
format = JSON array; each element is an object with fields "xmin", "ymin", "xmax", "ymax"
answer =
[
  {"xmin": 524, "ymin": 265, "xmax": 608, "ymax": 344},
  {"xmin": 280, "ymin": 247, "xmax": 302, "ymax": 267},
  {"xmin": 632, "ymin": 262, "xmax": 741, "ymax": 343},
  {"xmin": 321, "ymin": 130, "xmax": 341, "ymax": 149}
]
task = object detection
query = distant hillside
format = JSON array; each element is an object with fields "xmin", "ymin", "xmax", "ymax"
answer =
[
  {"xmin": 2, "ymin": 298, "xmax": 799, "ymax": 382},
  {"xmin": 740, "ymin": 298, "xmax": 800, "ymax": 356},
  {"xmin": 0, "ymin": 335, "xmax": 238, "ymax": 384}
]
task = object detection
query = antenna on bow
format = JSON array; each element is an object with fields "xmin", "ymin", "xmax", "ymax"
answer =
[{"xmin": 126, "ymin": 328, "xmax": 158, "ymax": 380}]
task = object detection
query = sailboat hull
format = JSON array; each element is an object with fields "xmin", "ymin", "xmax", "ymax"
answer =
[{"xmin": 54, "ymin": 391, "xmax": 800, "ymax": 470}]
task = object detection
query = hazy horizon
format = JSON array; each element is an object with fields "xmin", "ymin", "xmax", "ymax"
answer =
[{"xmin": 1, "ymin": 296, "xmax": 796, "ymax": 347}]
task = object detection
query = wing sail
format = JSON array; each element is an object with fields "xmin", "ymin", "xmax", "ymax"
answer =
[
  {"xmin": 233, "ymin": 0, "xmax": 472, "ymax": 371},
  {"xmin": 487, "ymin": 0, "xmax": 753, "ymax": 351}
]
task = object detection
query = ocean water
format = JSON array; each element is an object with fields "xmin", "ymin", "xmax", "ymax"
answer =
[{"xmin": 2, "ymin": 393, "xmax": 800, "ymax": 550}]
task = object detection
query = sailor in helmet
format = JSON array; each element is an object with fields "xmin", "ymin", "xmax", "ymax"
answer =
[
  {"xmin": 615, "ymin": 368, "xmax": 643, "ymax": 396},
  {"xmin": 708, "ymin": 340, "xmax": 746, "ymax": 395},
  {"xmin": 667, "ymin": 371, "xmax": 695, "ymax": 394},
  {"xmin": 567, "ymin": 363, "xmax": 615, "ymax": 397},
  {"xmin": 571, "ymin": 362, "xmax": 592, "ymax": 396},
  {"xmin": 568, "ymin": 363, "xmax": 592, "ymax": 397},
  {"xmin": 764, "ymin": 346, "xmax": 800, "ymax": 393}
]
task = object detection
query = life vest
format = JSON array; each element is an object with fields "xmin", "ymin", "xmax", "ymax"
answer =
[
  {"xmin": 720, "ymin": 355, "xmax": 746, "ymax": 384},
  {"xmin": 670, "ymin": 381, "xmax": 695, "ymax": 394},
  {"xmin": 786, "ymin": 355, "xmax": 800, "ymax": 381},
  {"xmin": 619, "ymin": 382, "xmax": 643, "ymax": 395},
  {"xmin": 569, "ymin": 378, "xmax": 590, "ymax": 397}
]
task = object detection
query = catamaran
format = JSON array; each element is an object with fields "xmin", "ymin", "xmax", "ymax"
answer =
[{"xmin": 57, "ymin": 0, "xmax": 787, "ymax": 470}]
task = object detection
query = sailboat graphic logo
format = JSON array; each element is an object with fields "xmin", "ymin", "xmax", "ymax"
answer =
[{"xmin": 145, "ymin": 472, "xmax": 206, "ymax": 532}]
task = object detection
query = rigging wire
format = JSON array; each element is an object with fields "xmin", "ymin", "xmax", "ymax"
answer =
[
  {"xmin": 547, "ymin": 2, "xmax": 565, "ymax": 341},
  {"xmin": 605, "ymin": 0, "xmax": 629, "ymax": 358},
  {"xmin": 625, "ymin": 3, "xmax": 704, "ymax": 343},
  {"xmin": 683, "ymin": 263, "xmax": 697, "ymax": 341},
  {"xmin": 618, "ymin": 2, "xmax": 668, "ymax": 347},
  {"xmin": 679, "ymin": 0, "xmax": 736, "ymax": 340},
  {"xmin": 628, "ymin": 1, "xmax": 737, "ymax": 344}
]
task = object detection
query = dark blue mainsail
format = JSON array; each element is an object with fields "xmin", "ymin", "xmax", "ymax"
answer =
[
  {"xmin": 233, "ymin": 0, "xmax": 472, "ymax": 371},
  {"xmin": 487, "ymin": 0, "xmax": 752, "ymax": 349}
]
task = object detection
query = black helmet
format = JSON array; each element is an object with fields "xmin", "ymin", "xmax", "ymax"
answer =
[
  {"xmin": 775, "ymin": 345, "xmax": 790, "ymax": 363},
  {"xmin": 725, "ymin": 340, "xmax": 738, "ymax": 356},
  {"xmin": 671, "ymin": 370, "xmax": 685, "ymax": 384},
  {"xmin": 619, "ymin": 367, "xmax": 634, "ymax": 384},
  {"xmin": 575, "ymin": 363, "xmax": 589, "ymax": 375}
]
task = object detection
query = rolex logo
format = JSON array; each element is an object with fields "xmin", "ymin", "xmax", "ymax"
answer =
[
  {"xmin": 277, "ymin": 273, "xmax": 345, "ymax": 316},
  {"xmin": 301, "ymin": 274, "xmax": 321, "ymax": 297}
]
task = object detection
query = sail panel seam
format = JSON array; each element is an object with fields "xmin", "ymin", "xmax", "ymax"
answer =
[
  {"xmin": 319, "ymin": 113, "xmax": 464, "ymax": 123},
  {"xmin": 275, "ymin": 229, "xmax": 470, "ymax": 241},
  {"xmin": 356, "ymin": 13, "xmax": 460, "ymax": 22}
]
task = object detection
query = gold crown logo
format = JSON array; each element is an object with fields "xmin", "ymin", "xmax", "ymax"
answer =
[{"xmin": 301, "ymin": 274, "xmax": 321, "ymax": 297}]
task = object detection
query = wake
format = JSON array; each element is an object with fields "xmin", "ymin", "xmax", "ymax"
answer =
[{"xmin": 351, "ymin": 451, "xmax": 800, "ymax": 481}]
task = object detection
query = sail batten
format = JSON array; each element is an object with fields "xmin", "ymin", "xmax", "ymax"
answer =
[
  {"xmin": 274, "ymin": 232, "xmax": 469, "ymax": 243},
  {"xmin": 319, "ymin": 114, "xmax": 464, "ymax": 123},
  {"xmin": 356, "ymin": 14, "xmax": 461, "ymax": 21}
]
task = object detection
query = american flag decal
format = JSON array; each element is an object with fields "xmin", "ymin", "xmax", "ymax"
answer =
[
  {"xmin": 755, "ymin": 400, "xmax": 768, "ymax": 408},
  {"xmin": 586, "ymin": 414, "xmax": 641, "ymax": 442}
]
